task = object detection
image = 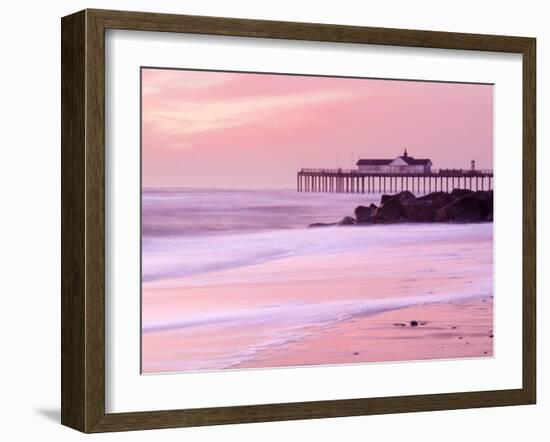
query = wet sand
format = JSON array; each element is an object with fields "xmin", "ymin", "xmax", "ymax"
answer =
[
  {"xmin": 235, "ymin": 296, "xmax": 494, "ymax": 369},
  {"xmin": 142, "ymin": 224, "xmax": 493, "ymax": 373}
]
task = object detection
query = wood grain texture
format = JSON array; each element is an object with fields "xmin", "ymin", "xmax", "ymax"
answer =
[
  {"xmin": 61, "ymin": 8, "xmax": 537, "ymax": 433},
  {"xmin": 61, "ymin": 10, "xmax": 86, "ymax": 432},
  {"xmin": 89, "ymin": 8, "xmax": 533, "ymax": 52},
  {"xmin": 84, "ymin": 9, "xmax": 107, "ymax": 433},
  {"xmin": 522, "ymin": 38, "xmax": 536, "ymax": 403}
]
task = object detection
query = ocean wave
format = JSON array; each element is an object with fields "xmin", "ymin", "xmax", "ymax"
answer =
[
  {"xmin": 142, "ymin": 188, "xmax": 382, "ymax": 237},
  {"xmin": 142, "ymin": 223, "xmax": 492, "ymax": 283},
  {"xmin": 143, "ymin": 289, "xmax": 492, "ymax": 371}
]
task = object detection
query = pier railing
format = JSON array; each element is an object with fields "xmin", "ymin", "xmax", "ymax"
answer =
[
  {"xmin": 299, "ymin": 168, "xmax": 493, "ymax": 176},
  {"xmin": 297, "ymin": 167, "xmax": 493, "ymax": 194}
]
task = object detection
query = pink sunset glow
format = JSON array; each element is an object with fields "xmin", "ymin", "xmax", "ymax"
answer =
[{"xmin": 142, "ymin": 68, "xmax": 493, "ymax": 188}]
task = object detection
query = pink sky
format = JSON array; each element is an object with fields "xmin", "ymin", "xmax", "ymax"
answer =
[{"xmin": 142, "ymin": 68, "xmax": 493, "ymax": 189}]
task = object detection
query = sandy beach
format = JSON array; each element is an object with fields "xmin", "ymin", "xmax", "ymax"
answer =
[
  {"xmin": 235, "ymin": 296, "xmax": 493, "ymax": 369},
  {"xmin": 142, "ymin": 216, "xmax": 493, "ymax": 373}
]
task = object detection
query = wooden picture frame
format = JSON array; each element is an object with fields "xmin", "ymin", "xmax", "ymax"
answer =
[{"xmin": 61, "ymin": 8, "xmax": 536, "ymax": 433}]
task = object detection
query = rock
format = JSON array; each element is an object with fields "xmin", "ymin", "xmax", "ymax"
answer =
[
  {"xmin": 435, "ymin": 192, "xmax": 491, "ymax": 222},
  {"xmin": 306, "ymin": 190, "xmax": 492, "ymax": 228},
  {"xmin": 451, "ymin": 188, "xmax": 473, "ymax": 198},
  {"xmin": 380, "ymin": 194, "xmax": 392, "ymax": 204},
  {"xmin": 354, "ymin": 205, "xmax": 373, "ymax": 224},
  {"xmin": 371, "ymin": 197, "xmax": 406, "ymax": 223},
  {"xmin": 381, "ymin": 190, "xmax": 416, "ymax": 204},
  {"xmin": 401, "ymin": 199, "xmax": 437, "ymax": 222},
  {"xmin": 308, "ymin": 222, "xmax": 337, "ymax": 228},
  {"xmin": 418, "ymin": 191, "xmax": 457, "ymax": 210},
  {"xmin": 410, "ymin": 320, "xmax": 419, "ymax": 327},
  {"xmin": 475, "ymin": 190, "xmax": 493, "ymax": 212},
  {"xmin": 373, "ymin": 191, "xmax": 426, "ymax": 224},
  {"xmin": 337, "ymin": 216, "xmax": 356, "ymax": 226},
  {"xmin": 372, "ymin": 191, "xmax": 417, "ymax": 224}
]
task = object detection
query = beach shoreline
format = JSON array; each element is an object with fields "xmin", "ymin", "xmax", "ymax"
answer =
[
  {"xmin": 142, "ymin": 221, "xmax": 493, "ymax": 373},
  {"xmin": 234, "ymin": 296, "xmax": 494, "ymax": 370}
]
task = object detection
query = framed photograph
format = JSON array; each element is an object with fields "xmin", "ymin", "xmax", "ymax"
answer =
[{"xmin": 61, "ymin": 9, "xmax": 536, "ymax": 433}]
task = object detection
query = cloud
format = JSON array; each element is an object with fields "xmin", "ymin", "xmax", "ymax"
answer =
[{"xmin": 143, "ymin": 89, "xmax": 360, "ymax": 149}]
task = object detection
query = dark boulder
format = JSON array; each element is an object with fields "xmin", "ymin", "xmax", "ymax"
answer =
[
  {"xmin": 380, "ymin": 194, "xmax": 392, "ymax": 204},
  {"xmin": 418, "ymin": 191, "xmax": 457, "ymax": 210},
  {"xmin": 475, "ymin": 190, "xmax": 493, "ymax": 212},
  {"xmin": 371, "ymin": 197, "xmax": 406, "ymax": 223},
  {"xmin": 337, "ymin": 216, "xmax": 356, "ymax": 226},
  {"xmin": 435, "ymin": 193, "xmax": 490, "ymax": 222},
  {"xmin": 308, "ymin": 222, "xmax": 337, "ymax": 228},
  {"xmin": 450, "ymin": 188, "xmax": 473, "ymax": 199},
  {"xmin": 478, "ymin": 190, "xmax": 494, "ymax": 222},
  {"xmin": 380, "ymin": 191, "xmax": 416, "ymax": 204},
  {"xmin": 354, "ymin": 205, "xmax": 373, "ymax": 224},
  {"xmin": 306, "ymin": 190, "xmax": 492, "ymax": 228},
  {"xmin": 401, "ymin": 199, "xmax": 437, "ymax": 222}
]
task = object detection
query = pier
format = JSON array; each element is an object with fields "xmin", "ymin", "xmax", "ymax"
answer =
[{"xmin": 297, "ymin": 168, "xmax": 493, "ymax": 194}]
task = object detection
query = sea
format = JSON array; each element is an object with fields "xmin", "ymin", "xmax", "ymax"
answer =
[{"xmin": 141, "ymin": 188, "xmax": 383, "ymax": 282}]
